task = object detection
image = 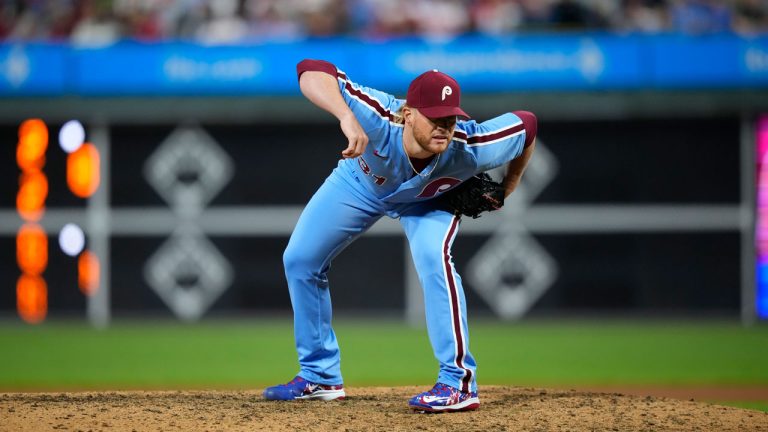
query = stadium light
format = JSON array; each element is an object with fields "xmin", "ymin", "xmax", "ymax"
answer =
[
  {"xmin": 67, "ymin": 142, "xmax": 100, "ymax": 198},
  {"xmin": 59, "ymin": 120, "xmax": 85, "ymax": 153},
  {"xmin": 16, "ymin": 223, "xmax": 48, "ymax": 275},
  {"xmin": 16, "ymin": 119, "xmax": 49, "ymax": 324},
  {"xmin": 16, "ymin": 274, "xmax": 47, "ymax": 324},
  {"xmin": 59, "ymin": 223, "xmax": 85, "ymax": 257},
  {"xmin": 16, "ymin": 171, "xmax": 48, "ymax": 222},
  {"xmin": 78, "ymin": 250, "xmax": 99, "ymax": 296},
  {"xmin": 16, "ymin": 119, "xmax": 47, "ymax": 172}
]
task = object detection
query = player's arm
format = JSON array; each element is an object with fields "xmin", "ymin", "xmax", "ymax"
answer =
[
  {"xmin": 297, "ymin": 60, "xmax": 368, "ymax": 159},
  {"xmin": 500, "ymin": 111, "xmax": 537, "ymax": 197}
]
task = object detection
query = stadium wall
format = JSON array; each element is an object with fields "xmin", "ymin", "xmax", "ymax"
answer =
[{"xmin": 0, "ymin": 34, "xmax": 763, "ymax": 323}]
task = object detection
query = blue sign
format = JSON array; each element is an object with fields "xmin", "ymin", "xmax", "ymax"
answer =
[
  {"xmin": 0, "ymin": 44, "xmax": 66, "ymax": 94},
  {"xmin": 1, "ymin": 34, "xmax": 767, "ymax": 96}
]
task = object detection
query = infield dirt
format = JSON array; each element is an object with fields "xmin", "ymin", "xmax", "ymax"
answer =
[{"xmin": 2, "ymin": 386, "xmax": 767, "ymax": 431}]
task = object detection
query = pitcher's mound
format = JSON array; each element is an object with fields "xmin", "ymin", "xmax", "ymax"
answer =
[{"xmin": 2, "ymin": 386, "xmax": 766, "ymax": 431}]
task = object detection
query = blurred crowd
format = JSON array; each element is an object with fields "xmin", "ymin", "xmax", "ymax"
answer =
[{"xmin": 0, "ymin": 0, "xmax": 766, "ymax": 45}]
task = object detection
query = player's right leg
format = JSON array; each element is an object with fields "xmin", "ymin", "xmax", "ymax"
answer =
[{"xmin": 265, "ymin": 175, "xmax": 382, "ymax": 401}]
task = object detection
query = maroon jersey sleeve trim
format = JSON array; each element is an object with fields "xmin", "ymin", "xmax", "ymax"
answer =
[
  {"xmin": 511, "ymin": 111, "xmax": 537, "ymax": 148},
  {"xmin": 341, "ymin": 80, "xmax": 395, "ymax": 122},
  {"xmin": 297, "ymin": 59, "xmax": 397, "ymax": 124},
  {"xmin": 296, "ymin": 59, "xmax": 338, "ymax": 81}
]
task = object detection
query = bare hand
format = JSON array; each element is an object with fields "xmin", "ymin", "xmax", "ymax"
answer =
[{"xmin": 339, "ymin": 112, "xmax": 368, "ymax": 158}]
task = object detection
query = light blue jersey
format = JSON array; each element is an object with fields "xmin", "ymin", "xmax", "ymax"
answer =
[
  {"xmin": 333, "ymin": 68, "xmax": 529, "ymax": 206},
  {"xmin": 282, "ymin": 61, "xmax": 534, "ymax": 395}
]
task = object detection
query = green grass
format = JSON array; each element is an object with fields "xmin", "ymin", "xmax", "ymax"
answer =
[
  {"xmin": 717, "ymin": 401, "xmax": 768, "ymax": 412},
  {"xmin": 0, "ymin": 319, "xmax": 767, "ymax": 391}
]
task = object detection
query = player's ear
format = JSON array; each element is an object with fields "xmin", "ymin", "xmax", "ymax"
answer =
[{"xmin": 403, "ymin": 106, "xmax": 414, "ymax": 126}]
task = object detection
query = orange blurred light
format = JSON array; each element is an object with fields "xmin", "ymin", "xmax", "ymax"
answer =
[
  {"xmin": 67, "ymin": 143, "xmax": 100, "ymax": 198},
  {"xmin": 17, "ymin": 274, "xmax": 47, "ymax": 324},
  {"xmin": 78, "ymin": 250, "xmax": 99, "ymax": 297},
  {"xmin": 16, "ymin": 119, "xmax": 48, "ymax": 172},
  {"xmin": 16, "ymin": 223, "xmax": 47, "ymax": 275},
  {"xmin": 16, "ymin": 171, "xmax": 48, "ymax": 222}
]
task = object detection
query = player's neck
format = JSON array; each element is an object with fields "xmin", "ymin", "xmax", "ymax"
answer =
[{"xmin": 403, "ymin": 127, "xmax": 435, "ymax": 159}]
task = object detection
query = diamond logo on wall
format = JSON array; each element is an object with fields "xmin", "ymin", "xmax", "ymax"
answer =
[
  {"xmin": 144, "ymin": 126, "xmax": 233, "ymax": 215},
  {"xmin": 143, "ymin": 125, "xmax": 234, "ymax": 321},
  {"xmin": 467, "ymin": 228, "xmax": 558, "ymax": 319},
  {"xmin": 467, "ymin": 140, "xmax": 559, "ymax": 319},
  {"xmin": 144, "ymin": 231, "xmax": 233, "ymax": 321}
]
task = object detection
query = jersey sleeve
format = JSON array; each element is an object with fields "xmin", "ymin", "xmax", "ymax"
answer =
[
  {"xmin": 297, "ymin": 59, "xmax": 401, "ymax": 138},
  {"xmin": 455, "ymin": 111, "xmax": 535, "ymax": 172}
]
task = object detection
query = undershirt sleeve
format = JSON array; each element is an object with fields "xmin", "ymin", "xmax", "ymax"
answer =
[
  {"xmin": 512, "ymin": 110, "xmax": 537, "ymax": 148},
  {"xmin": 296, "ymin": 59, "xmax": 338, "ymax": 81}
]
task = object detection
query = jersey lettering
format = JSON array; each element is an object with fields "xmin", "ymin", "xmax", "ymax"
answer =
[
  {"xmin": 357, "ymin": 156, "xmax": 387, "ymax": 186},
  {"xmin": 416, "ymin": 177, "xmax": 461, "ymax": 198}
]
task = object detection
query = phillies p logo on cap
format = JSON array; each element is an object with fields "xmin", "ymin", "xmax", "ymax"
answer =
[
  {"xmin": 441, "ymin": 86, "xmax": 452, "ymax": 101},
  {"xmin": 406, "ymin": 70, "xmax": 470, "ymax": 119}
]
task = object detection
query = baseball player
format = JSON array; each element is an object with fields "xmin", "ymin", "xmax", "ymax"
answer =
[{"xmin": 263, "ymin": 59, "xmax": 536, "ymax": 412}]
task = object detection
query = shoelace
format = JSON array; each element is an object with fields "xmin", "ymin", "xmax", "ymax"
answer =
[
  {"xmin": 287, "ymin": 377, "xmax": 305, "ymax": 386},
  {"xmin": 426, "ymin": 383, "xmax": 452, "ymax": 396}
]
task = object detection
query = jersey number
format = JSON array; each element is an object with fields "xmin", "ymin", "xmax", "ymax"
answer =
[{"xmin": 358, "ymin": 157, "xmax": 386, "ymax": 186}]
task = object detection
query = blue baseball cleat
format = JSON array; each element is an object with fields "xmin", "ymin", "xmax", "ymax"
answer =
[
  {"xmin": 408, "ymin": 383, "xmax": 480, "ymax": 413},
  {"xmin": 263, "ymin": 376, "xmax": 345, "ymax": 401}
]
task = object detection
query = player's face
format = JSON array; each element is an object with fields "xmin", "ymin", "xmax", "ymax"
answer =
[{"xmin": 411, "ymin": 109, "xmax": 456, "ymax": 155}]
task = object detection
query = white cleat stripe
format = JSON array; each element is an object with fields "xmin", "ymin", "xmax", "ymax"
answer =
[{"xmin": 295, "ymin": 389, "xmax": 346, "ymax": 401}]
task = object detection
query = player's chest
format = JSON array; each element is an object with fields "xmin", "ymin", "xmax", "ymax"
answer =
[{"xmin": 356, "ymin": 146, "xmax": 477, "ymax": 202}]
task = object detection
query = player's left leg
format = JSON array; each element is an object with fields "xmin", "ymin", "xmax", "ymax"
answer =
[{"xmin": 399, "ymin": 204, "xmax": 479, "ymax": 412}]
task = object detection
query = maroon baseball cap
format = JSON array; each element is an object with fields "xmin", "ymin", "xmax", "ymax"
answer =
[{"xmin": 406, "ymin": 69, "xmax": 470, "ymax": 120}]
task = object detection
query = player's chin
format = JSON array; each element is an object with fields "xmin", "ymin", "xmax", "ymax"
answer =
[{"xmin": 428, "ymin": 138, "xmax": 450, "ymax": 153}]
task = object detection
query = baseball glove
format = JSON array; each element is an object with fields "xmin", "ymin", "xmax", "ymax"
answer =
[{"xmin": 442, "ymin": 173, "xmax": 505, "ymax": 219}]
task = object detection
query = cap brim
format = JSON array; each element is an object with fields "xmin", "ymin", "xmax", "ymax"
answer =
[{"xmin": 419, "ymin": 106, "xmax": 471, "ymax": 120}]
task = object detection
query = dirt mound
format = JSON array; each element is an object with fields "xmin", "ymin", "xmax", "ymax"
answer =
[{"xmin": 1, "ymin": 386, "xmax": 766, "ymax": 431}]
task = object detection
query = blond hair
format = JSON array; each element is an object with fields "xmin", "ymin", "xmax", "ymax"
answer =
[{"xmin": 394, "ymin": 104, "xmax": 407, "ymax": 125}]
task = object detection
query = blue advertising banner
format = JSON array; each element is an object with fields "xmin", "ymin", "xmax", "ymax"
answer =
[
  {"xmin": 0, "ymin": 34, "xmax": 766, "ymax": 96},
  {"xmin": 0, "ymin": 44, "xmax": 67, "ymax": 95}
]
